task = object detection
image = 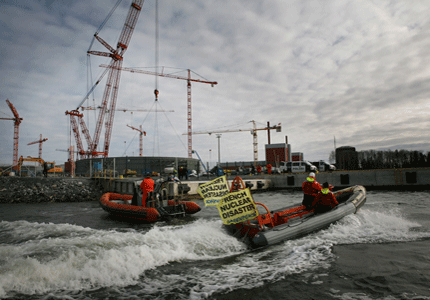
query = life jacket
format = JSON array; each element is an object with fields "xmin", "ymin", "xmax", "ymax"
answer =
[{"xmin": 302, "ymin": 177, "xmax": 321, "ymax": 196}]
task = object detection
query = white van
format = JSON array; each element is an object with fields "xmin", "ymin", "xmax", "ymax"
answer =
[
  {"xmin": 280, "ymin": 161, "xmax": 317, "ymax": 173},
  {"xmin": 311, "ymin": 160, "xmax": 336, "ymax": 172}
]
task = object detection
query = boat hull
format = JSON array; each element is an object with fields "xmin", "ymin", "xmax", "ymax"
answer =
[
  {"xmin": 225, "ymin": 185, "xmax": 366, "ymax": 248},
  {"xmin": 99, "ymin": 192, "xmax": 201, "ymax": 222}
]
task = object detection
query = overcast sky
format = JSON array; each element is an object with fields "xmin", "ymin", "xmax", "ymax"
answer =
[{"xmin": 1, "ymin": 0, "xmax": 430, "ymax": 167}]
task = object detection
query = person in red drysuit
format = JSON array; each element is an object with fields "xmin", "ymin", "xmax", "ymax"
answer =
[
  {"xmin": 312, "ymin": 182, "xmax": 338, "ymax": 214},
  {"xmin": 267, "ymin": 163, "xmax": 272, "ymax": 174},
  {"xmin": 140, "ymin": 173, "xmax": 154, "ymax": 207},
  {"xmin": 302, "ymin": 172, "xmax": 322, "ymax": 209},
  {"xmin": 256, "ymin": 165, "xmax": 262, "ymax": 174}
]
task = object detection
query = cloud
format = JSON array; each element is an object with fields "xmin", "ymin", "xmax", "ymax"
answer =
[{"xmin": 1, "ymin": 0, "xmax": 430, "ymax": 168}]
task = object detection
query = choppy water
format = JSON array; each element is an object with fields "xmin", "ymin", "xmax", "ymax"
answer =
[{"xmin": 0, "ymin": 190, "xmax": 429, "ymax": 300}]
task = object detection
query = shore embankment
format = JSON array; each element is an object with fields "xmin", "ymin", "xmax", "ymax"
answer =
[{"xmin": 0, "ymin": 177, "xmax": 104, "ymax": 204}]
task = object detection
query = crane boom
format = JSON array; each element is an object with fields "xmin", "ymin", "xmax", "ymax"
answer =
[
  {"xmin": 1, "ymin": 99, "xmax": 22, "ymax": 169},
  {"xmin": 126, "ymin": 124, "xmax": 146, "ymax": 156},
  {"xmin": 70, "ymin": 0, "xmax": 144, "ymax": 159},
  {"xmin": 99, "ymin": 64, "xmax": 218, "ymax": 85},
  {"xmin": 27, "ymin": 134, "xmax": 48, "ymax": 158}
]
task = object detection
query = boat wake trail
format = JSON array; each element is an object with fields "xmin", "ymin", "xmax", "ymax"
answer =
[
  {"xmin": 0, "ymin": 219, "xmax": 245, "ymax": 298},
  {"xmin": 0, "ymin": 206, "xmax": 428, "ymax": 299}
]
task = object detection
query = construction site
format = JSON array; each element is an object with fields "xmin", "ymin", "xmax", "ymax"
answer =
[{"xmin": 1, "ymin": 0, "xmax": 287, "ymax": 179}]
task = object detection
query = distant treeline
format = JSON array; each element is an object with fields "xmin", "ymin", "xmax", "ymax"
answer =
[{"xmin": 357, "ymin": 150, "xmax": 430, "ymax": 169}]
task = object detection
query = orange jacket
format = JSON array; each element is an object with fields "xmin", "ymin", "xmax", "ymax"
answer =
[
  {"xmin": 312, "ymin": 191, "xmax": 338, "ymax": 208},
  {"xmin": 140, "ymin": 178, "xmax": 154, "ymax": 206},
  {"xmin": 140, "ymin": 178, "xmax": 154, "ymax": 193},
  {"xmin": 302, "ymin": 178, "xmax": 322, "ymax": 197}
]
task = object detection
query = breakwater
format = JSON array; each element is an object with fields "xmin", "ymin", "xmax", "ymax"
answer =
[{"xmin": 0, "ymin": 177, "xmax": 104, "ymax": 204}]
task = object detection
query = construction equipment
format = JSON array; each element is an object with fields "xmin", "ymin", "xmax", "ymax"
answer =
[
  {"xmin": 126, "ymin": 124, "xmax": 146, "ymax": 156},
  {"xmin": 67, "ymin": 0, "xmax": 144, "ymax": 159},
  {"xmin": 189, "ymin": 121, "xmax": 282, "ymax": 167},
  {"xmin": 191, "ymin": 150, "xmax": 208, "ymax": 174},
  {"xmin": 27, "ymin": 134, "xmax": 48, "ymax": 158},
  {"xmin": 17, "ymin": 156, "xmax": 63, "ymax": 174},
  {"xmin": 99, "ymin": 64, "xmax": 217, "ymax": 158},
  {"xmin": 0, "ymin": 99, "xmax": 22, "ymax": 170}
]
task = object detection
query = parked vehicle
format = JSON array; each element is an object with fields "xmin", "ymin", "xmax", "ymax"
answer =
[
  {"xmin": 280, "ymin": 161, "xmax": 317, "ymax": 173},
  {"xmin": 311, "ymin": 160, "xmax": 336, "ymax": 172}
]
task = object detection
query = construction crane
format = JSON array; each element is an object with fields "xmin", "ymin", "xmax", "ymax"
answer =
[
  {"xmin": 68, "ymin": 0, "xmax": 144, "ymax": 159},
  {"xmin": 27, "ymin": 134, "xmax": 48, "ymax": 159},
  {"xmin": 56, "ymin": 147, "xmax": 77, "ymax": 177},
  {"xmin": 99, "ymin": 64, "xmax": 218, "ymax": 158},
  {"xmin": 189, "ymin": 121, "xmax": 282, "ymax": 167},
  {"xmin": 65, "ymin": 110, "xmax": 93, "ymax": 159},
  {"xmin": 81, "ymin": 106, "xmax": 174, "ymax": 113},
  {"xmin": 126, "ymin": 124, "xmax": 146, "ymax": 156},
  {"xmin": 0, "ymin": 99, "xmax": 22, "ymax": 170}
]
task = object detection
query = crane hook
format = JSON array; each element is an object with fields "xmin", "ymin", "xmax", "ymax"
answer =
[{"xmin": 154, "ymin": 89, "xmax": 159, "ymax": 101}]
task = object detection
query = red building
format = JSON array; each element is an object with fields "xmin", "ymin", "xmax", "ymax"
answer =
[{"xmin": 265, "ymin": 143, "xmax": 291, "ymax": 166}]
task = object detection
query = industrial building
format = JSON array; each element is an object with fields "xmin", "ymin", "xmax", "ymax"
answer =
[{"xmin": 75, "ymin": 156, "xmax": 200, "ymax": 177}]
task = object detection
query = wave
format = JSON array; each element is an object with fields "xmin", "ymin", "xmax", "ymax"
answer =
[
  {"xmin": 0, "ymin": 219, "xmax": 245, "ymax": 298},
  {"xmin": 1, "ymin": 205, "xmax": 429, "ymax": 299}
]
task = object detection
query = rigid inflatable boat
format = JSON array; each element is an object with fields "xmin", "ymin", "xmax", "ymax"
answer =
[
  {"xmin": 224, "ymin": 184, "xmax": 366, "ymax": 248},
  {"xmin": 99, "ymin": 180, "xmax": 201, "ymax": 222}
]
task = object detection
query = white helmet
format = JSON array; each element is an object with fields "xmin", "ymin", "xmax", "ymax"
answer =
[{"xmin": 309, "ymin": 172, "xmax": 315, "ymax": 178}]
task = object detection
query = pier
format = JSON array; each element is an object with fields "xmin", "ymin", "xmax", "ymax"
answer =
[{"xmin": 95, "ymin": 167, "xmax": 430, "ymax": 199}]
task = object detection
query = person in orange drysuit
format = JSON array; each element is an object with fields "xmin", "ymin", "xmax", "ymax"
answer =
[
  {"xmin": 267, "ymin": 163, "xmax": 272, "ymax": 174},
  {"xmin": 312, "ymin": 182, "xmax": 338, "ymax": 214},
  {"xmin": 302, "ymin": 172, "xmax": 322, "ymax": 209},
  {"xmin": 140, "ymin": 173, "xmax": 154, "ymax": 207},
  {"xmin": 256, "ymin": 165, "xmax": 262, "ymax": 174}
]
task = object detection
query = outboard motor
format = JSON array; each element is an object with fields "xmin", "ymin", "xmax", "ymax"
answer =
[{"xmin": 132, "ymin": 181, "xmax": 143, "ymax": 206}]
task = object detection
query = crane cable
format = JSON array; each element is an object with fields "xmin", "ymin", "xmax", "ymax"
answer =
[
  {"xmin": 85, "ymin": 0, "xmax": 123, "ymax": 130},
  {"xmin": 154, "ymin": 0, "xmax": 159, "ymax": 101}
]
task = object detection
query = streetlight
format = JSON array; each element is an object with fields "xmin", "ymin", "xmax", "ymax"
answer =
[{"xmin": 216, "ymin": 134, "xmax": 221, "ymax": 167}]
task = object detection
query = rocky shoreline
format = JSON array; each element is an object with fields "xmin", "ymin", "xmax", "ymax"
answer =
[{"xmin": 0, "ymin": 177, "xmax": 105, "ymax": 204}]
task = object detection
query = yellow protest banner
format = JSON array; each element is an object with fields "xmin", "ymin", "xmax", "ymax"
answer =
[
  {"xmin": 197, "ymin": 175, "xmax": 230, "ymax": 206},
  {"xmin": 217, "ymin": 188, "xmax": 259, "ymax": 225}
]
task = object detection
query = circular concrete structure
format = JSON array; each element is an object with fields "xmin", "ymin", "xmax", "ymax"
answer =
[{"xmin": 75, "ymin": 156, "xmax": 200, "ymax": 177}]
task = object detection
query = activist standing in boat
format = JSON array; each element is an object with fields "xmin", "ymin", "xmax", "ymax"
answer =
[
  {"xmin": 302, "ymin": 172, "xmax": 322, "ymax": 209},
  {"xmin": 140, "ymin": 173, "xmax": 154, "ymax": 207},
  {"xmin": 311, "ymin": 182, "xmax": 338, "ymax": 213}
]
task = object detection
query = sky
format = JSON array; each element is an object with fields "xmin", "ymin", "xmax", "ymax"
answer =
[{"xmin": 1, "ymin": 0, "xmax": 430, "ymax": 168}]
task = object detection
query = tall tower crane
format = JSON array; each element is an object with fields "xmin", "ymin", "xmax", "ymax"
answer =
[
  {"xmin": 126, "ymin": 124, "xmax": 146, "ymax": 156},
  {"xmin": 0, "ymin": 99, "xmax": 22, "ymax": 170},
  {"xmin": 189, "ymin": 121, "xmax": 282, "ymax": 167},
  {"xmin": 27, "ymin": 134, "xmax": 48, "ymax": 159},
  {"xmin": 99, "ymin": 64, "xmax": 218, "ymax": 158},
  {"xmin": 68, "ymin": 0, "xmax": 144, "ymax": 159}
]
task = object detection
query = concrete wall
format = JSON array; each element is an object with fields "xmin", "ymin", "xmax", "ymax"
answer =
[
  {"xmin": 97, "ymin": 178, "xmax": 272, "ymax": 196},
  {"xmin": 95, "ymin": 168, "xmax": 430, "ymax": 197},
  {"xmin": 268, "ymin": 168, "xmax": 430, "ymax": 189}
]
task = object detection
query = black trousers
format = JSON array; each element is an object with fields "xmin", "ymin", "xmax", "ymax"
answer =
[{"xmin": 302, "ymin": 194, "xmax": 315, "ymax": 209}]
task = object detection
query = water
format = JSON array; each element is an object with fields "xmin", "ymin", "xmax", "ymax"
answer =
[{"xmin": 1, "ymin": 190, "xmax": 430, "ymax": 300}]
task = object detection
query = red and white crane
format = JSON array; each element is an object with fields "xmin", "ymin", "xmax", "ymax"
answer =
[
  {"xmin": 27, "ymin": 134, "xmax": 48, "ymax": 159},
  {"xmin": 0, "ymin": 99, "xmax": 23, "ymax": 170},
  {"xmin": 100, "ymin": 64, "xmax": 218, "ymax": 158},
  {"xmin": 68, "ymin": 0, "xmax": 144, "ymax": 159},
  {"xmin": 126, "ymin": 124, "xmax": 146, "ymax": 156}
]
